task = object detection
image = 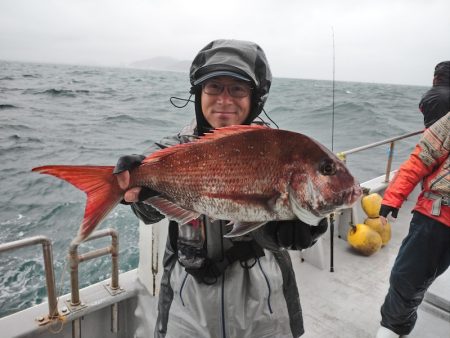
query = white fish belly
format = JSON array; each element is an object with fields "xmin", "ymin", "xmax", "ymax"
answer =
[{"xmin": 193, "ymin": 196, "xmax": 296, "ymax": 222}]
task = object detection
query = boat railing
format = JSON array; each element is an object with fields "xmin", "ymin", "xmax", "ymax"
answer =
[
  {"xmin": 68, "ymin": 228, "xmax": 120, "ymax": 307},
  {"xmin": 0, "ymin": 236, "xmax": 59, "ymax": 324},
  {"xmin": 322, "ymin": 129, "xmax": 424, "ymax": 272},
  {"xmin": 68, "ymin": 228, "xmax": 121, "ymax": 336},
  {"xmin": 336, "ymin": 129, "xmax": 424, "ymax": 183}
]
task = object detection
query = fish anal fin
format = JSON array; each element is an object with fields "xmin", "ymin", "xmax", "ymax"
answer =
[
  {"xmin": 144, "ymin": 196, "xmax": 200, "ymax": 224},
  {"xmin": 224, "ymin": 221, "xmax": 268, "ymax": 238}
]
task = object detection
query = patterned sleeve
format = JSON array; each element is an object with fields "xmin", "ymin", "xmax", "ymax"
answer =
[{"xmin": 382, "ymin": 112, "xmax": 449, "ymax": 208}]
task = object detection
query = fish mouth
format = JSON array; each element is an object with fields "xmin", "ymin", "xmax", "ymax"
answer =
[
  {"xmin": 316, "ymin": 184, "xmax": 363, "ymax": 215},
  {"xmin": 342, "ymin": 184, "xmax": 363, "ymax": 206}
]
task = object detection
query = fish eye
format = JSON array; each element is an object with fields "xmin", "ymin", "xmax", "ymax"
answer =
[{"xmin": 319, "ymin": 159, "xmax": 337, "ymax": 176}]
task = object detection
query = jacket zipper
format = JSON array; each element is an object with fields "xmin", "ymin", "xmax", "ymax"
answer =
[{"xmin": 221, "ymin": 273, "xmax": 226, "ymax": 338}]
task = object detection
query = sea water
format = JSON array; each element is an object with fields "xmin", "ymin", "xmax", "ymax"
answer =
[{"xmin": 0, "ymin": 60, "xmax": 427, "ymax": 317}]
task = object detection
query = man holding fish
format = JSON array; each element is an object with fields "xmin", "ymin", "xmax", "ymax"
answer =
[
  {"xmin": 114, "ymin": 39, "xmax": 360, "ymax": 338},
  {"xmin": 34, "ymin": 39, "xmax": 361, "ymax": 337}
]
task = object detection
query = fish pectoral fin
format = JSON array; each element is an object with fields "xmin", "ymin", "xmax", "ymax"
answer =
[
  {"xmin": 224, "ymin": 221, "xmax": 267, "ymax": 238},
  {"xmin": 144, "ymin": 196, "xmax": 200, "ymax": 225}
]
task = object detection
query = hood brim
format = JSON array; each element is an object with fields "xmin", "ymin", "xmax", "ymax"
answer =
[{"xmin": 193, "ymin": 70, "xmax": 251, "ymax": 86}]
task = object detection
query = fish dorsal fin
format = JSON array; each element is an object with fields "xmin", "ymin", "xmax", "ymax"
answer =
[
  {"xmin": 142, "ymin": 125, "xmax": 268, "ymax": 164},
  {"xmin": 144, "ymin": 196, "xmax": 200, "ymax": 224},
  {"xmin": 197, "ymin": 124, "xmax": 268, "ymax": 141}
]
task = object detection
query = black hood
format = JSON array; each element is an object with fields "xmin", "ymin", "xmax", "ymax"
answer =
[
  {"xmin": 419, "ymin": 61, "xmax": 450, "ymax": 127},
  {"xmin": 189, "ymin": 39, "xmax": 272, "ymax": 135},
  {"xmin": 433, "ymin": 61, "xmax": 450, "ymax": 86}
]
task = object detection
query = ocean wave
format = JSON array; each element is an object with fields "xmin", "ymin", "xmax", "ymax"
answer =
[
  {"xmin": 121, "ymin": 96, "xmax": 137, "ymax": 102},
  {"xmin": 0, "ymin": 145, "xmax": 42, "ymax": 157},
  {"xmin": 0, "ymin": 213, "xmax": 25, "ymax": 227},
  {"xmin": 0, "ymin": 76, "xmax": 14, "ymax": 81},
  {"xmin": 6, "ymin": 134, "xmax": 42, "ymax": 144},
  {"xmin": 26, "ymin": 88, "xmax": 91, "ymax": 97},
  {"xmin": 38, "ymin": 203, "xmax": 70, "ymax": 223},
  {"xmin": 103, "ymin": 115, "xmax": 172, "ymax": 130},
  {"xmin": 96, "ymin": 88, "xmax": 117, "ymax": 95},
  {"xmin": 0, "ymin": 258, "xmax": 46, "ymax": 318},
  {"xmin": 104, "ymin": 114, "xmax": 139, "ymax": 122},
  {"xmin": 22, "ymin": 74, "xmax": 41, "ymax": 78},
  {"xmin": 68, "ymin": 69, "xmax": 102, "ymax": 76},
  {"xmin": 0, "ymin": 124, "xmax": 32, "ymax": 131},
  {"xmin": 43, "ymin": 88, "xmax": 90, "ymax": 96},
  {"xmin": 0, "ymin": 87, "xmax": 23, "ymax": 93},
  {"xmin": 0, "ymin": 104, "xmax": 18, "ymax": 109}
]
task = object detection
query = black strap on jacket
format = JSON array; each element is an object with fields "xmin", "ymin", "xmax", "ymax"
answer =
[{"xmin": 184, "ymin": 240, "xmax": 265, "ymax": 285}]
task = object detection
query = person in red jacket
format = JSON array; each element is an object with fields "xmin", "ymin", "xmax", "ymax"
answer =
[{"xmin": 376, "ymin": 112, "xmax": 450, "ymax": 337}]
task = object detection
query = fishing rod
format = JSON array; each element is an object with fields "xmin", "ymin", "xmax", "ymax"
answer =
[
  {"xmin": 331, "ymin": 27, "xmax": 335, "ymax": 154},
  {"xmin": 330, "ymin": 27, "xmax": 336, "ymax": 273}
]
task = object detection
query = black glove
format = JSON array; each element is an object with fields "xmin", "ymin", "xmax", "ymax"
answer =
[
  {"xmin": 379, "ymin": 204, "xmax": 399, "ymax": 218},
  {"xmin": 276, "ymin": 218, "xmax": 328, "ymax": 250},
  {"xmin": 113, "ymin": 154, "xmax": 159, "ymax": 203},
  {"xmin": 113, "ymin": 154, "xmax": 145, "ymax": 174}
]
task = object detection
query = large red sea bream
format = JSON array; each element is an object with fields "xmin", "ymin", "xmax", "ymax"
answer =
[{"xmin": 33, "ymin": 125, "xmax": 362, "ymax": 243}]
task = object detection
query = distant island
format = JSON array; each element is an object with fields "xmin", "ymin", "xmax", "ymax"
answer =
[{"xmin": 129, "ymin": 56, "xmax": 190, "ymax": 73}]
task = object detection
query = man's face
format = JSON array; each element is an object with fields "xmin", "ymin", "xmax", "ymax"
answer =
[{"xmin": 201, "ymin": 76, "xmax": 252, "ymax": 128}]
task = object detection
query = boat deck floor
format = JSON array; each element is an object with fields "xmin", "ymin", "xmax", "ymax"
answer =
[{"xmin": 294, "ymin": 196, "xmax": 450, "ymax": 338}]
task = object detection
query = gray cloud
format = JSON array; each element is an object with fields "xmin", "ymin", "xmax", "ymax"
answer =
[{"xmin": 1, "ymin": 0, "xmax": 449, "ymax": 85}]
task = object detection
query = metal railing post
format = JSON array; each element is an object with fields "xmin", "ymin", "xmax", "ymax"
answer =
[
  {"xmin": 41, "ymin": 239, "xmax": 59, "ymax": 319},
  {"xmin": 110, "ymin": 230, "xmax": 119, "ymax": 290},
  {"xmin": 69, "ymin": 243, "xmax": 81, "ymax": 306},
  {"xmin": 68, "ymin": 228, "xmax": 119, "ymax": 306},
  {"xmin": 384, "ymin": 141, "xmax": 395, "ymax": 182},
  {"xmin": 68, "ymin": 228, "xmax": 120, "ymax": 336},
  {"xmin": 0, "ymin": 236, "xmax": 59, "ymax": 321}
]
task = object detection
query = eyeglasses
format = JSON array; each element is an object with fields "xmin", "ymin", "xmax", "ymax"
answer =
[{"xmin": 202, "ymin": 80, "xmax": 252, "ymax": 98}]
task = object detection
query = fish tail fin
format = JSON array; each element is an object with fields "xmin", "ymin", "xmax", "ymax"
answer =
[{"xmin": 32, "ymin": 165, "xmax": 122, "ymax": 243}]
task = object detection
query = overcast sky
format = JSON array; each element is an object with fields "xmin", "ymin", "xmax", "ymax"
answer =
[{"xmin": 1, "ymin": 0, "xmax": 449, "ymax": 86}]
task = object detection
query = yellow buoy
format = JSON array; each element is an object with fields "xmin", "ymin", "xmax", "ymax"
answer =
[
  {"xmin": 364, "ymin": 217, "xmax": 391, "ymax": 246},
  {"xmin": 347, "ymin": 223, "xmax": 382, "ymax": 256},
  {"xmin": 361, "ymin": 193, "xmax": 383, "ymax": 218}
]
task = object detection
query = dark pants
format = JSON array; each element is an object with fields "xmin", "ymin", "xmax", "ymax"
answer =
[{"xmin": 380, "ymin": 211, "xmax": 450, "ymax": 335}]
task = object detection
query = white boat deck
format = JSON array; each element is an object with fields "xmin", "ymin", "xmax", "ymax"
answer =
[{"xmin": 295, "ymin": 194, "xmax": 450, "ymax": 337}]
